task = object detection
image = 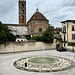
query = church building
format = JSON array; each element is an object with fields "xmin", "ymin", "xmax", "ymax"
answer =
[
  {"xmin": 28, "ymin": 8, "xmax": 50, "ymax": 35},
  {"xmin": 4, "ymin": 0, "xmax": 50, "ymax": 38}
]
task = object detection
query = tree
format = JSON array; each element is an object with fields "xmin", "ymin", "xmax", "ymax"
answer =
[
  {"xmin": 0, "ymin": 21, "xmax": 16, "ymax": 44},
  {"xmin": 42, "ymin": 26, "xmax": 54, "ymax": 43}
]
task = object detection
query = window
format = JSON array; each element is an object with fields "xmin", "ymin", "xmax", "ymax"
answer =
[
  {"xmin": 31, "ymin": 30, "xmax": 33, "ymax": 32},
  {"xmin": 21, "ymin": 10, "xmax": 24, "ymax": 14},
  {"xmin": 72, "ymin": 26, "xmax": 75, "ymax": 31},
  {"xmin": 72, "ymin": 34, "xmax": 75, "ymax": 40},
  {"xmin": 22, "ymin": 15, "xmax": 24, "ymax": 19},
  {"xmin": 63, "ymin": 26, "xmax": 66, "ymax": 32},
  {"xmin": 21, "ymin": 4, "xmax": 24, "ymax": 7},
  {"xmin": 39, "ymin": 28, "xmax": 42, "ymax": 32}
]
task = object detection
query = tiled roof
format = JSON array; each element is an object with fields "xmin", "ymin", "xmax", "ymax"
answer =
[
  {"xmin": 28, "ymin": 11, "xmax": 48, "ymax": 22},
  {"xmin": 55, "ymin": 28, "xmax": 62, "ymax": 30}
]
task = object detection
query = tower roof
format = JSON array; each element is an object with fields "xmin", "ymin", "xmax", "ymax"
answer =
[{"xmin": 28, "ymin": 9, "xmax": 48, "ymax": 23}]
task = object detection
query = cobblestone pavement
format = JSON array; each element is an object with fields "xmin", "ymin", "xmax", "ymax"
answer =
[{"xmin": 0, "ymin": 50, "xmax": 75, "ymax": 75}]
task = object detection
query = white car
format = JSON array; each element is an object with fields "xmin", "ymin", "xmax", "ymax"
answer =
[{"xmin": 16, "ymin": 38, "xmax": 27, "ymax": 42}]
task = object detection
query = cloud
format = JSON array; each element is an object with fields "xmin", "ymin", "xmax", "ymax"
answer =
[
  {"xmin": 61, "ymin": 0, "xmax": 75, "ymax": 7},
  {"xmin": 0, "ymin": 0, "xmax": 75, "ymax": 28},
  {"xmin": 0, "ymin": 0, "xmax": 17, "ymax": 16},
  {"xmin": 0, "ymin": 0, "xmax": 18, "ymax": 23}
]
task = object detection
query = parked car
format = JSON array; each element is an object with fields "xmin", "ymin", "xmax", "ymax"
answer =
[
  {"xmin": 57, "ymin": 47, "xmax": 67, "ymax": 52},
  {"xmin": 16, "ymin": 38, "xmax": 27, "ymax": 42}
]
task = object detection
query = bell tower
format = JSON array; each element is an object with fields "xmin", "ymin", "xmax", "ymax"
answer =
[{"xmin": 19, "ymin": 0, "xmax": 26, "ymax": 25}]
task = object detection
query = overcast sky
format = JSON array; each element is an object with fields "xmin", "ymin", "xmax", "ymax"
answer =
[{"xmin": 0, "ymin": 0, "xmax": 75, "ymax": 28}]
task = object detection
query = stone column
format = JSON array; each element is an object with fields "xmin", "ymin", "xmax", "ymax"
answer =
[
  {"xmin": 50, "ymin": 66, "xmax": 52, "ymax": 71},
  {"xmin": 39, "ymin": 66, "xmax": 42, "ymax": 72}
]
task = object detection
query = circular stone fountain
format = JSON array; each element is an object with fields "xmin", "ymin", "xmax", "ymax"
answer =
[{"xmin": 13, "ymin": 55, "xmax": 75, "ymax": 72}]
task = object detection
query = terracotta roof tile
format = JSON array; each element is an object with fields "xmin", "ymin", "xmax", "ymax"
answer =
[{"xmin": 28, "ymin": 11, "xmax": 48, "ymax": 22}]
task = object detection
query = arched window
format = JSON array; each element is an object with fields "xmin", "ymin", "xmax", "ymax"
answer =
[
  {"xmin": 39, "ymin": 28, "xmax": 42, "ymax": 32},
  {"xmin": 21, "ymin": 3, "xmax": 24, "ymax": 7},
  {"xmin": 21, "ymin": 10, "xmax": 24, "ymax": 14},
  {"xmin": 22, "ymin": 15, "xmax": 24, "ymax": 19},
  {"xmin": 63, "ymin": 26, "xmax": 66, "ymax": 32}
]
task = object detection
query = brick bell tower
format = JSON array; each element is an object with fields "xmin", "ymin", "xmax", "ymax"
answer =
[{"xmin": 19, "ymin": 0, "xmax": 26, "ymax": 25}]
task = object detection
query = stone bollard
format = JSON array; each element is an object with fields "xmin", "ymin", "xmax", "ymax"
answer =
[
  {"xmin": 29, "ymin": 65, "xmax": 31, "ymax": 71},
  {"xmin": 50, "ymin": 66, "xmax": 52, "ymax": 71},
  {"xmin": 59, "ymin": 65, "xmax": 62, "ymax": 70},
  {"xmin": 66, "ymin": 64, "xmax": 68, "ymax": 68},
  {"xmin": 39, "ymin": 66, "xmax": 42, "ymax": 72},
  {"xmin": 16, "ymin": 62, "xmax": 19, "ymax": 67},
  {"xmin": 70, "ymin": 59, "xmax": 72, "ymax": 63}
]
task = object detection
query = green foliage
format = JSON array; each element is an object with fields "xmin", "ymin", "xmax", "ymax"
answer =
[
  {"xmin": 0, "ymin": 21, "xmax": 16, "ymax": 44},
  {"xmin": 31, "ymin": 26, "xmax": 54, "ymax": 43},
  {"xmin": 31, "ymin": 35, "xmax": 43, "ymax": 41},
  {"xmin": 42, "ymin": 26, "xmax": 54, "ymax": 43},
  {"xmin": 25, "ymin": 35, "xmax": 31, "ymax": 40}
]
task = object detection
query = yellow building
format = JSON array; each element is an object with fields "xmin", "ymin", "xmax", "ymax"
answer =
[{"xmin": 61, "ymin": 20, "xmax": 75, "ymax": 47}]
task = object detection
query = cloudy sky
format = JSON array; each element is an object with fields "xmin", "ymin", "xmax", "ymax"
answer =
[{"xmin": 0, "ymin": 0, "xmax": 75, "ymax": 28}]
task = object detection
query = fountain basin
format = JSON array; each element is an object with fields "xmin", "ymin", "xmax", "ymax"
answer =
[{"xmin": 26, "ymin": 56, "xmax": 61, "ymax": 67}]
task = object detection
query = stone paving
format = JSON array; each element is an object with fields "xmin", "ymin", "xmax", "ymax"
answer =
[{"xmin": 0, "ymin": 50, "xmax": 75, "ymax": 75}]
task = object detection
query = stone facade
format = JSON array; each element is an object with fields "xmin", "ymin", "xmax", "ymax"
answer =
[
  {"xmin": 28, "ymin": 20, "xmax": 50, "ymax": 35},
  {"xmin": 4, "ymin": 24, "xmax": 28, "ymax": 36},
  {"xmin": 0, "ymin": 39, "xmax": 59, "ymax": 53}
]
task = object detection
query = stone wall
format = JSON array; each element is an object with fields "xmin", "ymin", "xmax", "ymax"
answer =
[
  {"xmin": 65, "ymin": 46, "xmax": 75, "ymax": 52},
  {"xmin": 28, "ymin": 20, "xmax": 49, "ymax": 34},
  {"xmin": 8, "ymin": 25, "xmax": 28, "ymax": 35},
  {"xmin": 0, "ymin": 41, "xmax": 58, "ymax": 53}
]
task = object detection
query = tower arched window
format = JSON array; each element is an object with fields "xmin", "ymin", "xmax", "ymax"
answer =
[
  {"xmin": 22, "ymin": 15, "xmax": 24, "ymax": 19},
  {"xmin": 21, "ymin": 10, "xmax": 24, "ymax": 14},
  {"xmin": 39, "ymin": 28, "xmax": 42, "ymax": 32},
  {"xmin": 63, "ymin": 26, "xmax": 66, "ymax": 32},
  {"xmin": 21, "ymin": 3, "xmax": 24, "ymax": 7}
]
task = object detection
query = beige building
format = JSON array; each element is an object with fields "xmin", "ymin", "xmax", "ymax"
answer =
[{"xmin": 61, "ymin": 20, "xmax": 75, "ymax": 47}]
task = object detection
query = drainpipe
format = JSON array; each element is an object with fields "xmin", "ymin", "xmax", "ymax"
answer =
[{"xmin": 67, "ymin": 22, "xmax": 68, "ymax": 47}]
